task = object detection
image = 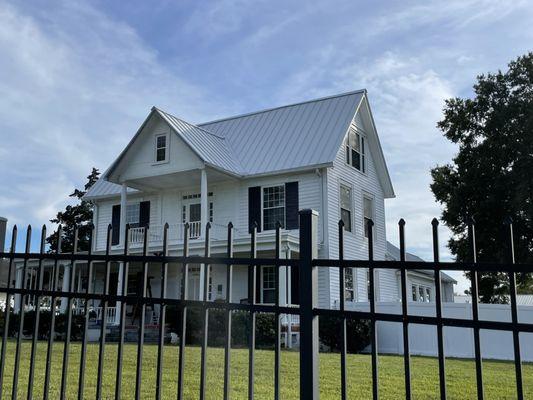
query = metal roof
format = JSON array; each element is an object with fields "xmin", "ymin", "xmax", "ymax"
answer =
[
  {"xmin": 85, "ymin": 89, "xmax": 394, "ymax": 199},
  {"xmin": 83, "ymin": 174, "xmax": 138, "ymax": 199},
  {"xmin": 198, "ymin": 90, "xmax": 365, "ymax": 176}
]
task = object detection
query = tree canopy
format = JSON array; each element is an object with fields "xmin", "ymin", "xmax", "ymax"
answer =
[
  {"xmin": 431, "ymin": 53, "xmax": 533, "ymax": 302},
  {"xmin": 46, "ymin": 168, "xmax": 100, "ymax": 253}
]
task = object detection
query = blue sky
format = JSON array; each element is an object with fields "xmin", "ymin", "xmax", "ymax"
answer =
[{"xmin": 1, "ymin": 0, "xmax": 532, "ymax": 291}]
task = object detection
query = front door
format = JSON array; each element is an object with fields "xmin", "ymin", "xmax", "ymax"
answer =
[
  {"xmin": 187, "ymin": 265, "xmax": 201, "ymax": 300},
  {"xmin": 182, "ymin": 203, "xmax": 201, "ymax": 238},
  {"xmin": 189, "ymin": 203, "xmax": 201, "ymax": 222}
]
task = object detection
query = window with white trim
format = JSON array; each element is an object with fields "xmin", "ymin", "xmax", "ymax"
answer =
[
  {"xmin": 345, "ymin": 128, "xmax": 365, "ymax": 172},
  {"xmin": 261, "ymin": 266, "xmax": 276, "ymax": 304},
  {"xmin": 126, "ymin": 203, "xmax": 140, "ymax": 227},
  {"xmin": 363, "ymin": 196, "xmax": 374, "ymax": 238},
  {"xmin": 340, "ymin": 185, "xmax": 352, "ymax": 232},
  {"xmin": 155, "ymin": 134, "xmax": 168, "ymax": 162},
  {"xmin": 345, "ymin": 268, "xmax": 355, "ymax": 301},
  {"xmin": 263, "ymin": 186, "xmax": 285, "ymax": 231}
]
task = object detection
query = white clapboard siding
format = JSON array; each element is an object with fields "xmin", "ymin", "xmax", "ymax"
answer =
[
  {"xmin": 323, "ymin": 116, "xmax": 390, "ymax": 308},
  {"xmin": 94, "ymin": 194, "xmax": 159, "ymax": 251}
]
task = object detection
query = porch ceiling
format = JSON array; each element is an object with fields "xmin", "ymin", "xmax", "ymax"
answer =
[{"xmin": 125, "ymin": 167, "xmax": 237, "ymax": 191}]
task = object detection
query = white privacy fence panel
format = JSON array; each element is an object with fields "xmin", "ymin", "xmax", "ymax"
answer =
[{"xmin": 351, "ymin": 302, "xmax": 533, "ymax": 361}]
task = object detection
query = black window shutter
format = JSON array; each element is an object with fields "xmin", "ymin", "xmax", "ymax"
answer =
[
  {"xmin": 248, "ymin": 186, "xmax": 262, "ymax": 233},
  {"xmin": 111, "ymin": 205, "xmax": 121, "ymax": 245},
  {"xmin": 285, "ymin": 181, "xmax": 299, "ymax": 229},
  {"xmin": 291, "ymin": 265, "xmax": 299, "ymax": 305},
  {"xmin": 139, "ymin": 201, "xmax": 150, "ymax": 228}
]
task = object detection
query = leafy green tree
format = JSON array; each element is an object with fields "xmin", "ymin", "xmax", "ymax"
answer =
[
  {"xmin": 46, "ymin": 168, "xmax": 100, "ymax": 253},
  {"xmin": 431, "ymin": 53, "xmax": 533, "ymax": 303}
]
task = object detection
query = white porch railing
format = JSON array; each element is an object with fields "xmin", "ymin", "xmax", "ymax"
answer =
[
  {"xmin": 94, "ymin": 306, "xmax": 117, "ymax": 324},
  {"xmin": 128, "ymin": 222, "xmax": 232, "ymax": 246},
  {"xmin": 72, "ymin": 305, "xmax": 117, "ymax": 324}
]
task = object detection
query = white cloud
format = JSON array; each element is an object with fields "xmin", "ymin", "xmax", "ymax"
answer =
[
  {"xmin": 372, "ymin": 0, "xmax": 529, "ymax": 35},
  {"xmin": 183, "ymin": 0, "xmax": 262, "ymax": 39},
  {"xmin": 0, "ymin": 0, "xmax": 217, "ymax": 236},
  {"xmin": 277, "ymin": 48, "xmax": 466, "ymax": 284}
]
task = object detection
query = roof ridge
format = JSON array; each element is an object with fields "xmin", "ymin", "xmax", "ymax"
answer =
[
  {"xmin": 152, "ymin": 106, "xmax": 226, "ymax": 140},
  {"xmin": 198, "ymin": 89, "xmax": 367, "ymax": 126}
]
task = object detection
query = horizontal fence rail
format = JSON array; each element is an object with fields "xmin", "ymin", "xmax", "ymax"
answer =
[{"xmin": 0, "ymin": 210, "xmax": 532, "ymax": 399}]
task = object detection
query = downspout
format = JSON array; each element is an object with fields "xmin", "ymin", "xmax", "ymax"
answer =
[{"xmin": 315, "ymin": 168, "xmax": 328, "ymax": 252}]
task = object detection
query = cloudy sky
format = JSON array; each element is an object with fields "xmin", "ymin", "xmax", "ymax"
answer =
[{"xmin": 1, "ymin": 0, "xmax": 532, "ymax": 290}]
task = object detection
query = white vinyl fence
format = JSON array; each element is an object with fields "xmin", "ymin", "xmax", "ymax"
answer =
[{"xmin": 351, "ymin": 302, "xmax": 533, "ymax": 362}]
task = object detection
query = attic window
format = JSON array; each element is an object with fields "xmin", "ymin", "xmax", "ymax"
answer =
[
  {"xmin": 345, "ymin": 128, "xmax": 365, "ymax": 172},
  {"xmin": 155, "ymin": 134, "xmax": 168, "ymax": 162}
]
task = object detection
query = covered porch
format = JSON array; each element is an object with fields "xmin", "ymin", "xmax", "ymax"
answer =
[
  {"xmin": 12, "ymin": 244, "xmax": 301, "ymax": 346},
  {"xmin": 107, "ymin": 165, "xmax": 235, "ymax": 251}
]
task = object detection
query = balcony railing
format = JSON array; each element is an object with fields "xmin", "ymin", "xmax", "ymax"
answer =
[{"xmin": 128, "ymin": 222, "xmax": 234, "ymax": 246}]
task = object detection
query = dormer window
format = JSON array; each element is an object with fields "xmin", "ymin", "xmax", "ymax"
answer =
[
  {"xmin": 155, "ymin": 134, "xmax": 168, "ymax": 162},
  {"xmin": 345, "ymin": 128, "xmax": 365, "ymax": 172}
]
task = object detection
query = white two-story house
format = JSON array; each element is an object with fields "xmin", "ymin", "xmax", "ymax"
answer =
[{"xmin": 13, "ymin": 90, "xmax": 454, "ymax": 335}]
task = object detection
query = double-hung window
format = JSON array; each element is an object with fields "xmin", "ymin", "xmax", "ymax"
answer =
[
  {"xmin": 340, "ymin": 185, "xmax": 352, "ymax": 232},
  {"xmin": 345, "ymin": 128, "xmax": 365, "ymax": 172},
  {"xmin": 126, "ymin": 203, "xmax": 140, "ymax": 227},
  {"xmin": 263, "ymin": 185, "xmax": 285, "ymax": 231},
  {"xmin": 155, "ymin": 134, "xmax": 168, "ymax": 162},
  {"xmin": 345, "ymin": 268, "xmax": 355, "ymax": 301},
  {"xmin": 262, "ymin": 266, "xmax": 276, "ymax": 304},
  {"xmin": 363, "ymin": 196, "xmax": 374, "ymax": 238}
]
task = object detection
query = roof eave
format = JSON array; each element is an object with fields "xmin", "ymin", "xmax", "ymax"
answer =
[
  {"xmin": 106, "ymin": 108, "xmax": 160, "ymax": 183},
  {"xmin": 361, "ymin": 93, "xmax": 395, "ymax": 199},
  {"xmin": 241, "ymin": 162, "xmax": 334, "ymax": 179},
  {"xmin": 154, "ymin": 107, "xmax": 209, "ymax": 166}
]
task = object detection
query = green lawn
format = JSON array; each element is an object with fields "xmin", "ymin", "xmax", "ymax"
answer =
[{"xmin": 0, "ymin": 340, "xmax": 531, "ymax": 399}]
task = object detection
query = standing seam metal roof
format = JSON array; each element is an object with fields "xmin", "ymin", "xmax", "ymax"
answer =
[{"xmin": 198, "ymin": 90, "xmax": 365, "ymax": 175}]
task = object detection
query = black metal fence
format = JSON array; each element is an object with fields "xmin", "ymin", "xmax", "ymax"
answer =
[{"xmin": 0, "ymin": 209, "xmax": 532, "ymax": 399}]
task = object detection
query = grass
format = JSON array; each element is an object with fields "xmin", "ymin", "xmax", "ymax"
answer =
[{"xmin": 0, "ymin": 340, "xmax": 531, "ymax": 399}]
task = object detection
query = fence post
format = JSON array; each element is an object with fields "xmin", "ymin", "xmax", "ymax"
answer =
[{"xmin": 299, "ymin": 209, "xmax": 319, "ymax": 400}]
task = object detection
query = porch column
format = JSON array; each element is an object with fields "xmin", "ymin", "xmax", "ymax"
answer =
[
  {"xmin": 120, "ymin": 183, "xmax": 127, "ymax": 246},
  {"xmin": 115, "ymin": 262, "xmax": 124, "ymax": 324},
  {"xmin": 60, "ymin": 263, "xmax": 71, "ymax": 313},
  {"xmin": 200, "ymin": 168, "xmax": 208, "ymax": 238},
  {"xmin": 199, "ymin": 169, "xmax": 208, "ymax": 300}
]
